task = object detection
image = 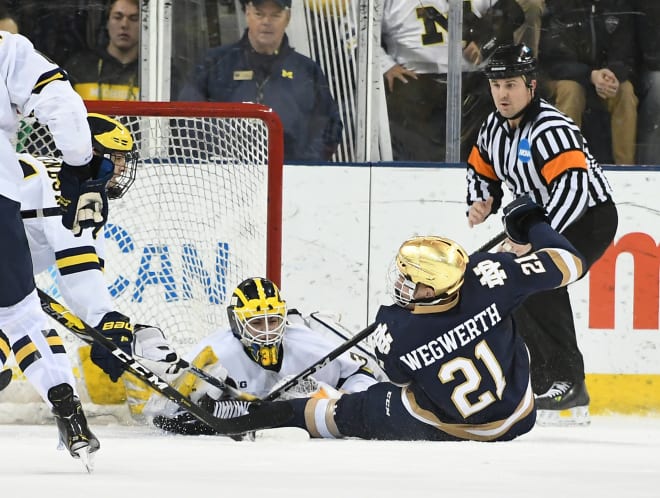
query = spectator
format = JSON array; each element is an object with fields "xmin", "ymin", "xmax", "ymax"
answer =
[
  {"xmin": 65, "ymin": 0, "xmax": 139, "ymax": 101},
  {"xmin": 178, "ymin": 0, "xmax": 342, "ymax": 162},
  {"xmin": 381, "ymin": 0, "xmax": 524, "ymax": 162},
  {"xmin": 633, "ymin": 2, "xmax": 660, "ymax": 165},
  {"xmin": 538, "ymin": 0, "xmax": 638, "ymax": 165},
  {"xmin": 513, "ymin": 0, "xmax": 545, "ymax": 56},
  {"xmin": 147, "ymin": 277, "xmax": 378, "ymax": 436},
  {"xmin": 0, "ymin": 3, "xmax": 17, "ymax": 34}
]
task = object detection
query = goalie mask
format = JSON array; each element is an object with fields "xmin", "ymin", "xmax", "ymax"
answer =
[
  {"xmin": 87, "ymin": 113, "xmax": 138, "ymax": 199},
  {"xmin": 227, "ymin": 277, "xmax": 287, "ymax": 370},
  {"xmin": 388, "ymin": 236, "xmax": 469, "ymax": 313}
]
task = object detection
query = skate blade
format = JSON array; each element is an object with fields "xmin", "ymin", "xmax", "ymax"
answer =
[
  {"xmin": 74, "ymin": 446, "xmax": 95, "ymax": 473},
  {"xmin": 536, "ymin": 405, "xmax": 591, "ymax": 427}
]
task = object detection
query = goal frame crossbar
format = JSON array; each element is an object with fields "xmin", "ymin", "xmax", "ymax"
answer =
[{"xmin": 84, "ymin": 100, "xmax": 284, "ymax": 286}]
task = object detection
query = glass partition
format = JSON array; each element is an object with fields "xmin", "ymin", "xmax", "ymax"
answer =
[{"xmin": 6, "ymin": 0, "xmax": 657, "ymax": 165}]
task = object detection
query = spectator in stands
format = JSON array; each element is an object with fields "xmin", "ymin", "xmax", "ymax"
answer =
[
  {"xmin": 0, "ymin": 3, "xmax": 17, "ymax": 34},
  {"xmin": 65, "ymin": 0, "xmax": 139, "ymax": 101},
  {"xmin": 513, "ymin": 0, "xmax": 545, "ymax": 56},
  {"xmin": 633, "ymin": 2, "xmax": 660, "ymax": 165},
  {"xmin": 381, "ymin": 0, "xmax": 524, "ymax": 162},
  {"xmin": 538, "ymin": 0, "xmax": 638, "ymax": 165},
  {"xmin": 178, "ymin": 0, "xmax": 342, "ymax": 162}
]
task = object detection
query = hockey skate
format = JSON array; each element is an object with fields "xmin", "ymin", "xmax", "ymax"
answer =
[
  {"xmin": 535, "ymin": 381, "xmax": 590, "ymax": 426},
  {"xmin": 48, "ymin": 383, "xmax": 100, "ymax": 472}
]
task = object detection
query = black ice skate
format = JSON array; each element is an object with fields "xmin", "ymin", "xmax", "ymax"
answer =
[
  {"xmin": 48, "ymin": 383, "xmax": 100, "ymax": 471},
  {"xmin": 535, "ymin": 380, "xmax": 590, "ymax": 426}
]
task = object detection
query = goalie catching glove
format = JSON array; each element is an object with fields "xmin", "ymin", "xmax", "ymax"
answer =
[
  {"xmin": 502, "ymin": 195, "xmax": 549, "ymax": 245},
  {"xmin": 57, "ymin": 155, "xmax": 113, "ymax": 236}
]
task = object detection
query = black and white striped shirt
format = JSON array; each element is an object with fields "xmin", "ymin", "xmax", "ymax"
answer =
[{"xmin": 466, "ymin": 98, "xmax": 614, "ymax": 232}]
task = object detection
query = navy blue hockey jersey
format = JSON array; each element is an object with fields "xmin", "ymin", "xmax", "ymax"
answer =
[{"xmin": 373, "ymin": 226, "xmax": 584, "ymax": 440}]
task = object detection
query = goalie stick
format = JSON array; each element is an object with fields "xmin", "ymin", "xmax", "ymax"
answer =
[
  {"xmin": 264, "ymin": 322, "xmax": 381, "ymax": 401},
  {"xmin": 37, "ymin": 288, "xmax": 289, "ymax": 434}
]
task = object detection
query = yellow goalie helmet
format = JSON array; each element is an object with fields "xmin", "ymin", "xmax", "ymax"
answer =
[
  {"xmin": 87, "ymin": 112, "xmax": 138, "ymax": 199},
  {"xmin": 227, "ymin": 277, "xmax": 287, "ymax": 369},
  {"xmin": 389, "ymin": 236, "xmax": 469, "ymax": 312}
]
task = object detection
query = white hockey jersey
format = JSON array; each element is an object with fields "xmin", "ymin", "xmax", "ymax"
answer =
[
  {"xmin": 19, "ymin": 153, "xmax": 114, "ymax": 326},
  {"xmin": 380, "ymin": 0, "xmax": 498, "ymax": 74},
  {"xmin": 185, "ymin": 322, "xmax": 379, "ymax": 399},
  {"xmin": 0, "ymin": 31, "xmax": 92, "ymax": 201}
]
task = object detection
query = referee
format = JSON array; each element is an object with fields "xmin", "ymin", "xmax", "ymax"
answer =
[{"xmin": 465, "ymin": 44, "xmax": 618, "ymax": 426}]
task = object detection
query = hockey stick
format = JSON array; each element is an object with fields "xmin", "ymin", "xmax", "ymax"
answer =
[
  {"xmin": 181, "ymin": 363, "xmax": 259, "ymax": 402},
  {"xmin": 37, "ymin": 288, "xmax": 289, "ymax": 434},
  {"xmin": 264, "ymin": 322, "xmax": 381, "ymax": 401},
  {"xmin": 475, "ymin": 230, "xmax": 506, "ymax": 253},
  {"xmin": 0, "ymin": 368, "xmax": 12, "ymax": 392},
  {"xmin": 21, "ymin": 207, "xmax": 62, "ymax": 219}
]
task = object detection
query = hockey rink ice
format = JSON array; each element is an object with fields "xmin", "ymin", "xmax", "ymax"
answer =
[{"xmin": 0, "ymin": 416, "xmax": 658, "ymax": 497}]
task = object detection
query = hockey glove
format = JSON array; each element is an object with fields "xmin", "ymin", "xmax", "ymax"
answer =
[
  {"xmin": 502, "ymin": 195, "xmax": 549, "ymax": 245},
  {"xmin": 132, "ymin": 324, "xmax": 186, "ymax": 379},
  {"xmin": 91, "ymin": 311, "xmax": 134, "ymax": 382},
  {"xmin": 57, "ymin": 155, "xmax": 114, "ymax": 237}
]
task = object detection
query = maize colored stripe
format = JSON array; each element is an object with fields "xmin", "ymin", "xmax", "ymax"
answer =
[{"xmin": 586, "ymin": 374, "xmax": 660, "ymax": 415}]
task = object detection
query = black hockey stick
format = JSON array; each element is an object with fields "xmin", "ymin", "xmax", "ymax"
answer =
[
  {"xmin": 476, "ymin": 230, "xmax": 506, "ymax": 253},
  {"xmin": 21, "ymin": 207, "xmax": 62, "ymax": 219},
  {"xmin": 182, "ymin": 362, "xmax": 259, "ymax": 402},
  {"xmin": 264, "ymin": 322, "xmax": 381, "ymax": 401},
  {"xmin": 0, "ymin": 368, "xmax": 12, "ymax": 391},
  {"xmin": 37, "ymin": 288, "xmax": 289, "ymax": 434}
]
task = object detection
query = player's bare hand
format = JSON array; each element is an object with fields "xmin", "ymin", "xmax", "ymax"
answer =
[
  {"xmin": 385, "ymin": 64, "xmax": 418, "ymax": 92},
  {"xmin": 498, "ymin": 237, "xmax": 532, "ymax": 256},
  {"xmin": 468, "ymin": 197, "xmax": 494, "ymax": 227}
]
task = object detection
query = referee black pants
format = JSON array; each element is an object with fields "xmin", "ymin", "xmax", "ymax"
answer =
[{"xmin": 513, "ymin": 200, "xmax": 618, "ymax": 394}]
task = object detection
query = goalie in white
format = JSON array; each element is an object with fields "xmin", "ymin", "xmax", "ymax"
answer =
[
  {"xmin": 19, "ymin": 113, "xmax": 184, "ymax": 418},
  {"xmin": 150, "ymin": 277, "xmax": 379, "ymax": 436}
]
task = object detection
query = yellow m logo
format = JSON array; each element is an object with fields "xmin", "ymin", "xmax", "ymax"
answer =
[{"xmin": 281, "ymin": 70, "xmax": 293, "ymax": 79}]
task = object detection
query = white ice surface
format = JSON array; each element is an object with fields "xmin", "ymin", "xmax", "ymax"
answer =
[{"xmin": 1, "ymin": 416, "xmax": 659, "ymax": 497}]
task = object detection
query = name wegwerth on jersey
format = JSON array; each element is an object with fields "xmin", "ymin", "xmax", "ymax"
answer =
[{"xmin": 399, "ymin": 303, "xmax": 502, "ymax": 371}]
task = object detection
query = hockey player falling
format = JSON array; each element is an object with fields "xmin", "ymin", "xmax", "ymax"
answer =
[{"xmin": 193, "ymin": 196, "xmax": 587, "ymax": 441}]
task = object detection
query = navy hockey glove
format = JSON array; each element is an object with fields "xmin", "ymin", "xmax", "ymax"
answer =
[
  {"xmin": 502, "ymin": 195, "xmax": 549, "ymax": 245},
  {"xmin": 57, "ymin": 155, "xmax": 114, "ymax": 237},
  {"xmin": 91, "ymin": 311, "xmax": 134, "ymax": 382}
]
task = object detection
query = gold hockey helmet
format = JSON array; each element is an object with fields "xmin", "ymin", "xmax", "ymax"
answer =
[
  {"xmin": 390, "ymin": 236, "xmax": 469, "ymax": 312},
  {"xmin": 87, "ymin": 113, "xmax": 138, "ymax": 199},
  {"xmin": 227, "ymin": 277, "xmax": 288, "ymax": 368}
]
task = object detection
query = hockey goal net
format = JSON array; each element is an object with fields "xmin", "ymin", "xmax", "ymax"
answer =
[{"xmin": 1, "ymin": 101, "xmax": 283, "ymax": 423}]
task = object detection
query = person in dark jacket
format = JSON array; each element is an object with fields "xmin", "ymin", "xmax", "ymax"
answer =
[
  {"xmin": 633, "ymin": 1, "xmax": 660, "ymax": 165},
  {"xmin": 538, "ymin": 0, "xmax": 638, "ymax": 165},
  {"xmin": 178, "ymin": 0, "xmax": 342, "ymax": 162},
  {"xmin": 64, "ymin": 0, "xmax": 139, "ymax": 101}
]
